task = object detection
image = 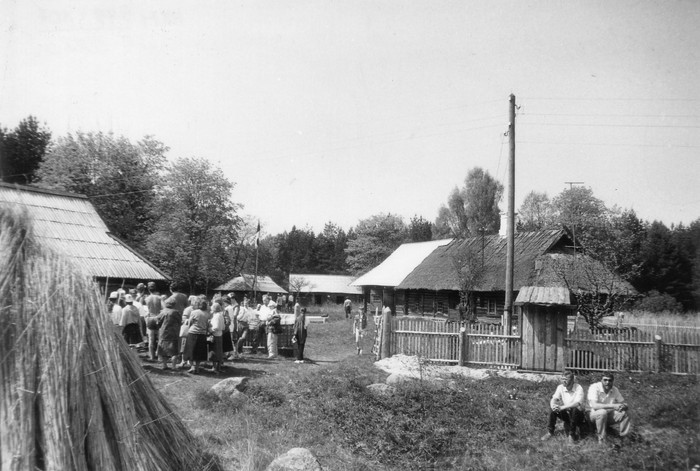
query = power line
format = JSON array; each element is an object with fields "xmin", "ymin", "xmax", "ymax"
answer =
[
  {"xmin": 518, "ymin": 140, "xmax": 700, "ymax": 149},
  {"xmin": 522, "ymin": 97, "xmax": 700, "ymax": 102},
  {"xmin": 522, "ymin": 112, "xmax": 700, "ymax": 119},
  {"xmin": 520, "ymin": 122, "xmax": 700, "ymax": 129}
]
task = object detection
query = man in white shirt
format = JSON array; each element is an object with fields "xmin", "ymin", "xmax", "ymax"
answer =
[
  {"xmin": 541, "ymin": 371, "xmax": 585, "ymax": 442},
  {"xmin": 587, "ymin": 371, "xmax": 631, "ymax": 445}
]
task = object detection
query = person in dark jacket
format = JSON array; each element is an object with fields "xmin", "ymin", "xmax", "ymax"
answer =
[
  {"xmin": 293, "ymin": 307, "xmax": 307, "ymax": 363},
  {"xmin": 157, "ymin": 297, "xmax": 182, "ymax": 370}
]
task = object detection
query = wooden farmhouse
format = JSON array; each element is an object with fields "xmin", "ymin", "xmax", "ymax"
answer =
[
  {"xmin": 0, "ymin": 183, "xmax": 169, "ymax": 294},
  {"xmin": 354, "ymin": 229, "xmax": 635, "ymax": 323},
  {"xmin": 350, "ymin": 239, "xmax": 454, "ymax": 315},
  {"xmin": 215, "ymin": 273, "xmax": 287, "ymax": 302},
  {"xmin": 288, "ymin": 273, "xmax": 362, "ymax": 305}
]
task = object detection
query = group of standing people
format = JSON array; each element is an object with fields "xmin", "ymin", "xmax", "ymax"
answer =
[{"xmin": 108, "ymin": 283, "xmax": 308, "ymax": 373}]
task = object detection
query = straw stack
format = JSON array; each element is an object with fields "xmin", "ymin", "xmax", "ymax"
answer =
[{"xmin": 0, "ymin": 206, "xmax": 220, "ymax": 471}]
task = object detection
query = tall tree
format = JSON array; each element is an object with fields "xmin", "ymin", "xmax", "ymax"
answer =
[
  {"xmin": 517, "ymin": 191, "xmax": 555, "ymax": 231},
  {"xmin": 144, "ymin": 157, "xmax": 241, "ymax": 293},
  {"xmin": 434, "ymin": 167, "xmax": 503, "ymax": 238},
  {"xmin": 313, "ymin": 222, "xmax": 349, "ymax": 274},
  {"xmin": 0, "ymin": 116, "xmax": 52, "ymax": 184},
  {"xmin": 345, "ymin": 213, "xmax": 407, "ymax": 274},
  {"xmin": 551, "ymin": 186, "xmax": 606, "ymax": 250},
  {"xmin": 408, "ymin": 215, "xmax": 433, "ymax": 242},
  {"xmin": 274, "ymin": 226, "xmax": 317, "ymax": 284},
  {"xmin": 37, "ymin": 132, "xmax": 167, "ymax": 250}
]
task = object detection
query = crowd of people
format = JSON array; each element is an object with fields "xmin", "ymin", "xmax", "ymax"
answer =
[{"xmin": 107, "ymin": 281, "xmax": 308, "ymax": 373}]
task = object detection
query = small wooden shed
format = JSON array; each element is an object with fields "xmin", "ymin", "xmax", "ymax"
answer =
[{"xmin": 515, "ymin": 286, "xmax": 575, "ymax": 372}]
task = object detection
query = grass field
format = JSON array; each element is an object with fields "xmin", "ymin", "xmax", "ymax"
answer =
[{"xmin": 142, "ymin": 305, "xmax": 700, "ymax": 470}]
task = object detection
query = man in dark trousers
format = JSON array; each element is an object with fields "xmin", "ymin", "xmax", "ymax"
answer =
[{"xmin": 541, "ymin": 371, "xmax": 585, "ymax": 442}]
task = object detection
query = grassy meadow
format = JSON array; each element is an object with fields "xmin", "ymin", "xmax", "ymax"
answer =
[{"xmin": 142, "ymin": 306, "xmax": 700, "ymax": 471}]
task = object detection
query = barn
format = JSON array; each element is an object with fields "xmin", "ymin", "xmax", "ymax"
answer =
[
  {"xmin": 288, "ymin": 273, "xmax": 363, "ymax": 305},
  {"xmin": 0, "ymin": 182, "xmax": 169, "ymax": 294}
]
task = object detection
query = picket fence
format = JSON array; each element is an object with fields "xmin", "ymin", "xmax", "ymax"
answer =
[
  {"xmin": 566, "ymin": 325, "xmax": 700, "ymax": 375},
  {"xmin": 390, "ymin": 317, "xmax": 520, "ymax": 369},
  {"xmin": 384, "ymin": 316, "xmax": 700, "ymax": 375}
]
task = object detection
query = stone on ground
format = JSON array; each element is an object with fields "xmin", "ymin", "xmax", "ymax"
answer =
[{"xmin": 265, "ymin": 448, "xmax": 322, "ymax": 471}]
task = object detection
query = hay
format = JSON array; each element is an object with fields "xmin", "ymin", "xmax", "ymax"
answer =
[{"xmin": 0, "ymin": 206, "xmax": 221, "ymax": 471}]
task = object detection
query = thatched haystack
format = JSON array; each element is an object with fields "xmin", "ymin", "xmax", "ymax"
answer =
[{"xmin": 0, "ymin": 206, "xmax": 220, "ymax": 471}]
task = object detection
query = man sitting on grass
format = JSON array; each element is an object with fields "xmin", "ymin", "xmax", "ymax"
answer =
[
  {"xmin": 587, "ymin": 371, "xmax": 631, "ymax": 447},
  {"xmin": 541, "ymin": 371, "xmax": 585, "ymax": 442}
]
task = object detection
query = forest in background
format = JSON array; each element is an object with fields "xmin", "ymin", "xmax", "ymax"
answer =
[{"xmin": 1, "ymin": 116, "xmax": 698, "ymax": 311}]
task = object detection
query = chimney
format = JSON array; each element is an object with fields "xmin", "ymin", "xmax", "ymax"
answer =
[{"xmin": 499, "ymin": 213, "xmax": 508, "ymax": 237}]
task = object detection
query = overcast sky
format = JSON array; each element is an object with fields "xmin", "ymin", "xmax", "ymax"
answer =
[{"xmin": 2, "ymin": 0, "xmax": 699, "ymax": 235}]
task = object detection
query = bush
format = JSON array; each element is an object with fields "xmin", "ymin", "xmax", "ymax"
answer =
[{"xmin": 633, "ymin": 290, "xmax": 683, "ymax": 313}]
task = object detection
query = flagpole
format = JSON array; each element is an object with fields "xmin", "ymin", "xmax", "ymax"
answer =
[{"xmin": 253, "ymin": 220, "xmax": 260, "ymax": 303}]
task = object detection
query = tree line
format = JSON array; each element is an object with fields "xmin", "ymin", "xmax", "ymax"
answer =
[{"xmin": 1, "ymin": 116, "xmax": 698, "ymax": 311}]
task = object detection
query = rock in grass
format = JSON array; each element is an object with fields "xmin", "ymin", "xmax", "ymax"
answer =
[
  {"xmin": 210, "ymin": 377, "xmax": 248, "ymax": 401},
  {"xmin": 265, "ymin": 447, "xmax": 322, "ymax": 471},
  {"xmin": 386, "ymin": 372, "xmax": 416, "ymax": 385}
]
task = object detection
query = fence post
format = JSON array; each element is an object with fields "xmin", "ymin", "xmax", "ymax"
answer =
[
  {"xmin": 458, "ymin": 325, "xmax": 467, "ymax": 366},
  {"xmin": 380, "ymin": 308, "xmax": 392, "ymax": 359},
  {"xmin": 654, "ymin": 335, "xmax": 663, "ymax": 373}
]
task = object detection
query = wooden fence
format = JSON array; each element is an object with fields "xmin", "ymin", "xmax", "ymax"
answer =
[
  {"xmin": 384, "ymin": 316, "xmax": 700, "ymax": 375},
  {"xmin": 390, "ymin": 317, "xmax": 521, "ymax": 369},
  {"xmin": 566, "ymin": 325, "xmax": 700, "ymax": 375}
]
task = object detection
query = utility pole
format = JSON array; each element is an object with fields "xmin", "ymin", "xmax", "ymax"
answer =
[{"xmin": 503, "ymin": 94, "xmax": 515, "ymax": 334}]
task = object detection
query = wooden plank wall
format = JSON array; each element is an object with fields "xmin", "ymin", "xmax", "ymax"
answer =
[{"xmin": 521, "ymin": 306, "xmax": 566, "ymax": 372}]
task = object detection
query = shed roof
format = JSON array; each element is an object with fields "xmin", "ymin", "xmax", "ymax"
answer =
[
  {"xmin": 0, "ymin": 183, "xmax": 169, "ymax": 281},
  {"xmin": 515, "ymin": 286, "xmax": 572, "ymax": 306},
  {"xmin": 289, "ymin": 274, "xmax": 362, "ymax": 295},
  {"xmin": 215, "ymin": 274, "xmax": 287, "ymax": 294},
  {"xmin": 351, "ymin": 238, "xmax": 453, "ymax": 287}
]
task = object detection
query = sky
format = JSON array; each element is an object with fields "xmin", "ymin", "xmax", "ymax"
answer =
[{"xmin": 1, "ymin": 0, "xmax": 699, "ymax": 236}]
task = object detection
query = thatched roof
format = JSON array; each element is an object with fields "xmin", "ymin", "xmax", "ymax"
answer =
[
  {"xmin": 0, "ymin": 206, "xmax": 218, "ymax": 470},
  {"xmin": 351, "ymin": 238, "xmax": 453, "ymax": 287},
  {"xmin": 396, "ymin": 229, "xmax": 635, "ymax": 295},
  {"xmin": 0, "ymin": 182, "xmax": 169, "ymax": 282},
  {"xmin": 289, "ymin": 274, "xmax": 362, "ymax": 295},
  {"xmin": 215, "ymin": 273, "xmax": 288, "ymax": 293}
]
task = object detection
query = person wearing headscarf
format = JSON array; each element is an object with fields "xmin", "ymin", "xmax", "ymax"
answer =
[
  {"xmin": 120, "ymin": 294, "xmax": 142, "ymax": 345},
  {"xmin": 266, "ymin": 301, "xmax": 281, "ymax": 359},
  {"xmin": 293, "ymin": 307, "xmax": 308, "ymax": 364},
  {"xmin": 184, "ymin": 298, "xmax": 211, "ymax": 374},
  {"xmin": 157, "ymin": 297, "xmax": 182, "ymax": 370}
]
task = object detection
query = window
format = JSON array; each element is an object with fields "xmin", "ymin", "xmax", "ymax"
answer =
[{"xmin": 487, "ymin": 299, "xmax": 497, "ymax": 315}]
